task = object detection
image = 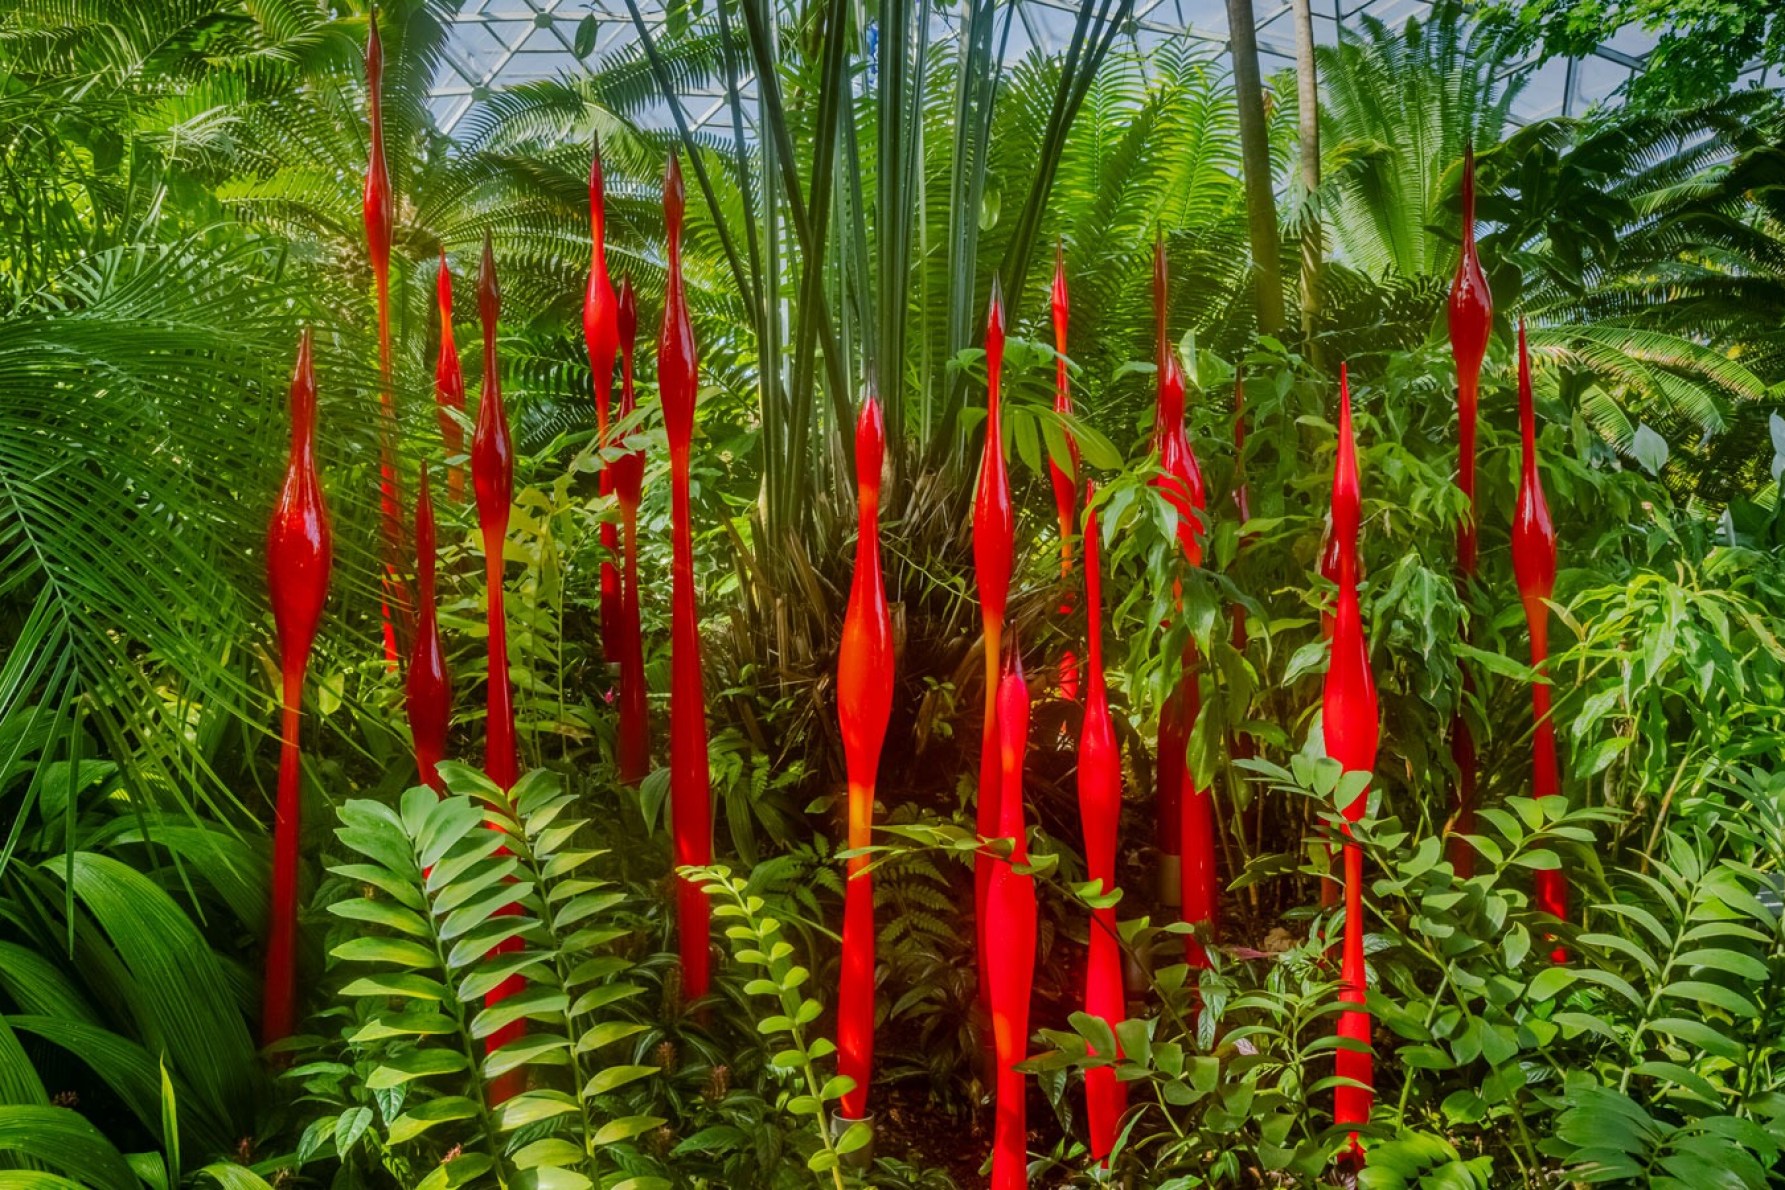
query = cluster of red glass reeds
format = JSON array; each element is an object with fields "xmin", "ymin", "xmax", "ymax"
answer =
[{"xmin": 260, "ymin": 19, "xmax": 1564, "ymax": 1176}]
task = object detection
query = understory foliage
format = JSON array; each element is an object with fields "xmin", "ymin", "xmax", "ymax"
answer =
[{"xmin": 2, "ymin": 0, "xmax": 1785, "ymax": 1187}]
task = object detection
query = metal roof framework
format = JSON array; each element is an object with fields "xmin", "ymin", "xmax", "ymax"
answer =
[{"xmin": 427, "ymin": 0, "xmax": 1765, "ymax": 139}]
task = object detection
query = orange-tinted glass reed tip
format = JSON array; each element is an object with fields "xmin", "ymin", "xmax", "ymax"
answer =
[
  {"xmin": 263, "ymin": 328, "xmax": 334, "ymax": 1046},
  {"xmin": 836, "ymin": 392, "xmax": 894, "ymax": 1121},
  {"xmin": 406, "ymin": 463, "xmax": 450, "ymax": 791},
  {"xmin": 661, "ymin": 154, "xmax": 712, "ymax": 1000}
]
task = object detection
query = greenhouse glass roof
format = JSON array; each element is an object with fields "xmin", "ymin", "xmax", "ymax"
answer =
[{"xmin": 425, "ymin": 0, "xmax": 1764, "ymax": 138}]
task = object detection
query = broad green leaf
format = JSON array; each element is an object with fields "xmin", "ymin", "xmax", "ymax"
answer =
[
  {"xmin": 0, "ymin": 1105, "xmax": 138, "ymax": 1190},
  {"xmin": 590, "ymin": 1115, "xmax": 666, "ymax": 1145},
  {"xmin": 365, "ymin": 1048, "xmax": 470, "ymax": 1088},
  {"xmin": 495, "ymin": 1091, "xmax": 579, "ymax": 1130},
  {"xmin": 387, "ymin": 1095, "xmax": 480, "ymax": 1145},
  {"xmin": 510, "ymin": 1137, "xmax": 588, "ymax": 1169},
  {"xmin": 582, "ymin": 1065, "xmax": 658, "ymax": 1096},
  {"xmin": 331, "ymin": 937, "xmax": 439, "ymax": 970},
  {"xmin": 328, "ymin": 897, "xmax": 431, "ymax": 939}
]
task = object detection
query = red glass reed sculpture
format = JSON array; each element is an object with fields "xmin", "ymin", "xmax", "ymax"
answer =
[
  {"xmin": 1448, "ymin": 143, "xmax": 1493, "ymax": 875},
  {"xmin": 1449, "ymin": 144, "xmax": 1493, "ymax": 578},
  {"xmin": 364, "ymin": 9, "xmax": 409, "ymax": 667},
  {"xmin": 1324, "ymin": 365, "xmax": 1379, "ymax": 1163},
  {"xmin": 585, "ymin": 138, "xmax": 622, "ymax": 663},
  {"xmin": 264, "ymin": 329, "xmax": 333, "ymax": 1045},
  {"xmin": 471, "ymin": 236, "xmax": 526, "ymax": 1101},
  {"xmin": 1512, "ymin": 321, "xmax": 1566, "ymax": 960},
  {"xmin": 1077, "ymin": 483, "xmax": 1126, "ymax": 1162},
  {"xmin": 473, "ymin": 238, "xmax": 519, "ymax": 791},
  {"xmin": 435, "ymin": 251, "xmax": 467, "ymax": 504},
  {"xmin": 836, "ymin": 394, "xmax": 894, "ymax": 1123},
  {"xmin": 1150, "ymin": 244, "xmax": 1181, "ymax": 893},
  {"xmin": 1151, "ymin": 242, "xmax": 1215, "ymax": 958},
  {"xmin": 987, "ymin": 659, "xmax": 1037, "ymax": 1190},
  {"xmin": 406, "ymin": 463, "xmax": 450, "ymax": 791},
  {"xmin": 613, "ymin": 278, "xmax": 650, "ymax": 785},
  {"xmin": 973, "ymin": 279, "xmax": 1014, "ymax": 1018},
  {"xmin": 1049, "ymin": 244, "xmax": 1081, "ymax": 700},
  {"xmin": 661, "ymin": 156, "xmax": 713, "ymax": 1000}
]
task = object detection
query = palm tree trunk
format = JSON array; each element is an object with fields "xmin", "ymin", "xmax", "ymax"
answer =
[
  {"xmin": 1225, "ymin": 0, "xmax": 1286, "ymax": 336},
  {"xmin": 1291, "ymin": 0, "xmax": 1322, "ymax": 356}
]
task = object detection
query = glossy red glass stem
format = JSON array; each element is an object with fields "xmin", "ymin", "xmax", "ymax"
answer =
[
  {"xmin": 1323, "ymin": 365, "xmax": 1378, "ymax": 1155},
  {"xmin": 471, "ymin": 237, "xmax": 526, "ymax": 1101},
  {"xmin": 1077, "ymin": 485, "xmax": 1126, "ymax": 1161},
  {"xmin": 264, "ymin": 329, "xmax": 333, "ymax": 1045},
  {"xmin": 1049, "ymin": 245, "xmax": 1080, "ymax": 700},
  {"xmin": 1325, "ymin": 368, "xmax": 1376, "ymax": 786},
  {"xmin": 987, "ymin": 662, "xmax": 1036, "ymax": 1190},
  {"xmin": 406, "ymin": 463, "xmax": 450, "ymax": 791},
  {"xmin": 661, "ymin": 156, "xmax": 712, "ymax": 1000},
  {"xmin": 1178, "ymin": 665, "xmax": 1217, "ymax": 968},
  {"xmin": 1448, "ymin": 144, "xmax": 1493, "ymax": 579},
  {"xmin": 973, "ymin": 280, "xmax": 1014, "ymax": 1021},
  {"xmin": 1512, "ymin": 322, "xmax": 1566, "ymax": 956},
  {"xmin": 1152, "ymin": 358, "xmax": 1195, "ymax": 875},
  {"xmin": 473, "ymin": 238, "xmax": 518, "ymax": 792},
  {"xmin": 364, "ymin": 9, "xmax": 408, "ymax": 668},
  {"xmin": 1151, "ymin": 268, "xmax": 1212, "ymax": 940},
  {"xmin": 586, "ymin": 139, "xmax": 622, "ymax": 664},
  {"xmin": 435, "ymin": 252, "xmax": 467, "ymax": 504},
  {"xmin": 613, "ymin": 277, "xmax": 650, "ymax": 785},
  {"xmin": 836, "ymin": 395, "xmax": 893, "ymax": 1121},
  {"xmin": 1448, "ymin": 143, "xmax": 1493, "ymax": 878},
  {"xmin": 1154, "ymin": 360, "xmax": 1207, "ymax": 568}
]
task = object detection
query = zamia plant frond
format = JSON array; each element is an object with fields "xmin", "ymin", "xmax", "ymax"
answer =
[
  {"xmin": 1531, "ymin": 826, "xmax": 1785, "ymax": 1182},
  {"xmin": 318, "ymin": 764, "xmax": 660, "ymax": 1186}
]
